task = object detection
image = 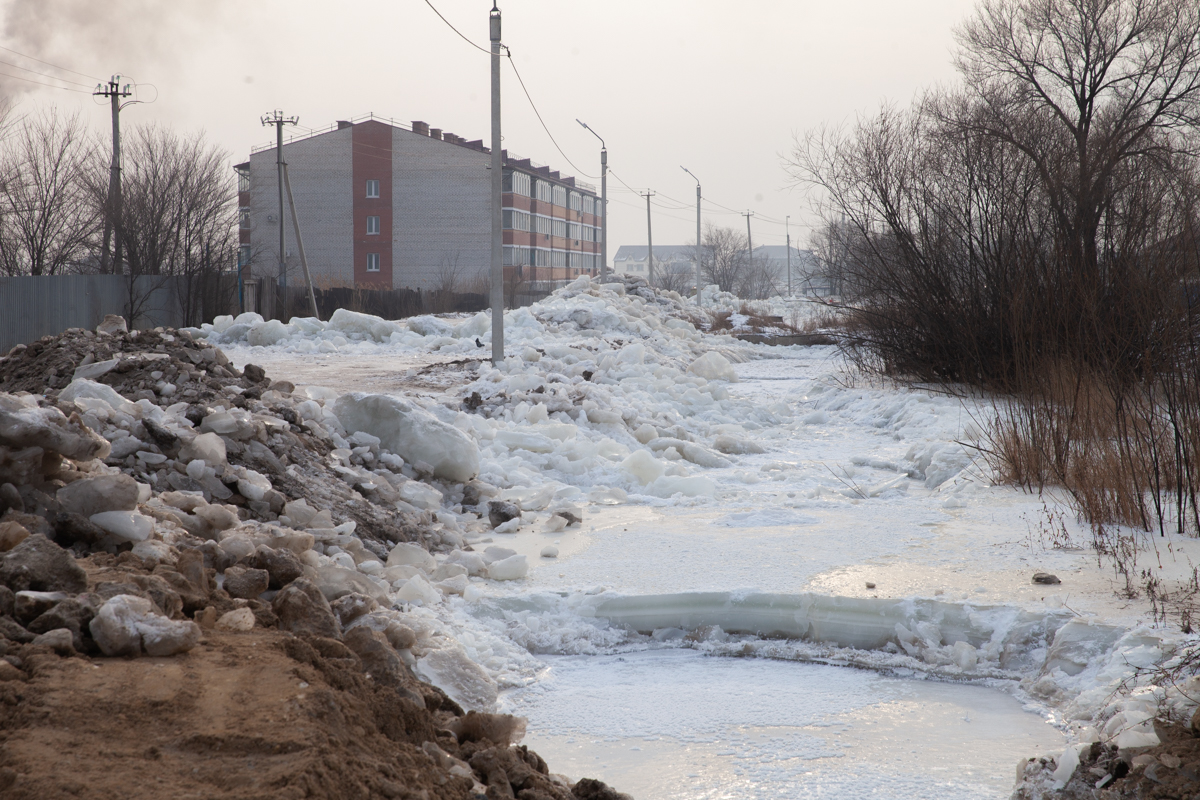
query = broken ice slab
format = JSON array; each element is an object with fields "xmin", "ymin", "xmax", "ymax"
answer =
[{"xmin": 570, "ymin": 591, "xmax": 1120, "ymax": 665}]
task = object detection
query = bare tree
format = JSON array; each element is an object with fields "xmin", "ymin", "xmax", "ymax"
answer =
[
  {"xmin": 693, "ymin": 223, "xmax": 747, "ymax": 293},
  {"xmin": 0, "ymin": 107, "xmax": 99, "ymax": 276},
  {"xmin": 952, "ymin": 0, "xmax": 1200, "ymax": 281},
  {"xmin": 652, "ymin": 260, "xmax": 695, "ymax": 294},
  {"xmin": 94, "ymin": 125, "xmax": 237, "ymax": 326}
]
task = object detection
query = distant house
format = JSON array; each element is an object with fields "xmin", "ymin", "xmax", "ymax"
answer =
[
  {"xmin": 612, "ymin": 245, "xmax": 696, "ymax": 279},
  {"xmin": 750, "ymin": 245, "xmax": 828, "ymax": 296}
]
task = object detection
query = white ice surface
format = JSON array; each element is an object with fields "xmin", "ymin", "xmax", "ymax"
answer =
[
  {"xmin": 502, "ymin": 650, "xmax": 1065, "ymax": 800},
  {"xmin": 219, "ymin": 282, "xmax": 1200, "ymax": 797}
]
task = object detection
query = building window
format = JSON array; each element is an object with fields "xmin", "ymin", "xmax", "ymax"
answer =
[
  {"xmin": 504, "ymin": 171, "xmax": 532, "ymax": 197},
  {"xmin": 569, "ymin": 191, "xmax": 582, "ymax": 211},
  {"xmin": 567, "ymin": 222, "xmax": 581, "ymax": 240},
  {"xmin": 552, "ymin": 249, "xmax": 567, "ymax": 267},
  {"xmin": 583, "ymin": 196, "xmax": 594, "ymax": 215},
  {"xmin": 552, "ymin": 218, "xmax": 567, "ymax": 238},
  {"xmin": 503, "ymin": 209, "xmax": 531, "ymax": 231},
  {"xmin": 238, "ymin": 245, "xmax": 251, "ymax": 267},
  {"xmin": 535, "ymin": 180, "xmax": 553, "ymax": 203},
  {"xmin": 236, "ymin": 168, "xmax": 250, "ymax": 192},
  {"xmin": 366, "ymin": 179, "xmax": 380, "ymax": 199},
  {"xmin": 367, "ymin": 215, "xmax": 380, "ymax": 235},
  {"xmin": 534, "ymin": 214, "xmax": 552, "ymax": 236},
  {"xmin": 366, "ymin": 253, "xmax": 380, "ymax": 272},
  {"xmin": 595, "ymin": 201, "xmax": 603, "ymax": 220},
  {"xmin": 552, "ymin": 185, "xmax": 567, "ymax": 207},
  {"xmin": 239, "ymin": 206, "xmax": 251, "ymax": 230}
]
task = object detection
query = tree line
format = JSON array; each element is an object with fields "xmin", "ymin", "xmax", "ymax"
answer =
[
  {"xmin": 0, "ymin": 105, "xmax": 238, "ymax": 326},
  {"xmin": 791, "ymin": 0, "xmax": 1200, "ymax": 539}
]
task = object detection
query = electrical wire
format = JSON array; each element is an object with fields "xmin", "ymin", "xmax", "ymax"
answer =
[
  {"xmin": 0, "ymin": 69, "xmax": 88, "ymax": 93},
  {"xmin": 0, "ymin": 44, "xmax": 100, "ymax": 81},
  {"xmin": 421, "ymin": 0, "xmax": 491, "ymax": 54},
  {"xmin": 0, "ymin": 58, "xmax": 92, "ymax": 88},
  {"xmin": 504, "ymin": 50, "xmax": 598, "ymax": 181}
]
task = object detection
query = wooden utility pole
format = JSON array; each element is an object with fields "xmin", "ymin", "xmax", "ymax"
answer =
[
  {"xmin": 642, "ymin": 191, "xmax": 656, "ymax": 285},
  {"xmin": 94, "ymin": 77, "xmax": 132, "ymax": 274},
  {"xmin": 282, "ymin": 163, "xmax": 320, "ymax": 319},
  {"xmin": 261, "ymin": 110, "xmax": 298, "ymax": 318}
]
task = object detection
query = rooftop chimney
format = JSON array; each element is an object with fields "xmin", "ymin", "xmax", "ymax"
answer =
[
  {"xmin": 412, "ymin": 120, "xmax": 429, "ymax": 136},
  {"xmin": 429, "ymin": 128, "xmax": 443, "ymax": 140},
  {"xmin": 337, "ymin": 120, "xmax": 352, "ymax": 130}
]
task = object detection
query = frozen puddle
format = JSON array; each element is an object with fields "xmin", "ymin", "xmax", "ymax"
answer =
[{"xmin": 502, "ymin": 650, "xmax": 1065, "ymax": 799}]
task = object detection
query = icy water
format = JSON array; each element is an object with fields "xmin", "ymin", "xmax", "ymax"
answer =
[
  {"xmin": 503, "ymin": 650, "xmax": 1065, "ymax": 800},
  {"xmin": 225, "ymin": 301, "xmax": 1173, "ymax": 798}
]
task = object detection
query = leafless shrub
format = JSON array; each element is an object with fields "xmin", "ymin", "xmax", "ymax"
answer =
[{"xmin": 0, "ymin": 107, "xmax": 99, "ymax": 276}]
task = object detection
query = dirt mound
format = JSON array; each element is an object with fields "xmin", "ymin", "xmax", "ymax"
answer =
[{"xmin": 0, "ymin": 625, "xmax": 623, "ymax": 800}]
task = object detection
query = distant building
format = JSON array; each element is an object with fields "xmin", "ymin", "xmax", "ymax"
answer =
[
  {"xmin": 235, "ymin": 114, "xmax": 601, "ymax": 303},
  {"xmin": 750, "ymin": 245, "xmax": 828, "ymax": 296},
  {"xmin": 611, "ymin": 245, "xmax": 696, "ymax": 279}
]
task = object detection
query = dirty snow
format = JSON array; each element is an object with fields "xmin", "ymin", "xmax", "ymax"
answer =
[{"xmin": 203, "ymin": 277, "xmax": 1200, "ymax": 798}]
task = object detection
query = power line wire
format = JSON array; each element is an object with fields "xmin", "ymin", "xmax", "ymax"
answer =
[
  {"xmin": 0, "ymin": 57, "xmax": 92, "ymax": 88},
  {"xmin": 420, "ymin": 0, "xmax": 491, "ymax": 54},
  {"xmin": 0, "ymin": 69, "xmax": 88, "ymax": 93},
  {"xmin": 0, "ymin": 44, "xmax": 100, "ymax": 81},
  {"xmin": 504, "ymin": 50, "xmax": 598, "ymax": 180}
]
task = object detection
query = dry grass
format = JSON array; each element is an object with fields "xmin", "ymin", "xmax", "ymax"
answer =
[{"xmin": 982, "ymin": 351, "xmax": 1200, "ymax": 538}]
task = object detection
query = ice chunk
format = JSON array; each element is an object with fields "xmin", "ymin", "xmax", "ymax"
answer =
[
  {"xmin": 417, "ymin": 645, "xmax": 499, "ymax": 710},
  {"xmin": 952, "ymin": 640, "xmax": 978, "ymax": 671},
  {"xmin": 487, "ymin": 554, "xmax": 528, "ymax": 581},
  {"xmin": 386, "ymin": 542, "xmax": 436, "ymax": 573},
  {"xmin": 326, "ymin": 308, "xmax": 401, "ymax": 342},
  {"xmin": 179, "ymin": 432, "xmax": 227, "ymax": 466},
  {"xmin": 58, "ymin": 378, "xmax": 137, "ymax": 416},
  {"xmin": 621, "ymin": 449, "xmax": 665, "ymax": 485},
  {"xmin": 687, "ymin": 351, "xmax": 738, "ymax": 382},
  {"xmin": 246, "ymin": 319, "xmax": 289, "ymax": 347},
  {"xmin": 90, "ymin": 510, "xmax": 153, "ymax": 542},
  {"xmin": 446, "ymin": 549, "xmax": 488, "ymax": 576},
  {"xmin": 394, "ymin": 574, "xmax": 441, "ymax": 605},
  {"xmin": 1051, "ymin": 744, "xmax": 1083, "ymax": 789},
  {"xmin": 406, "ymin": 315, "xmax": 455, "ymax": 337},
  {"xmin": 647, "ymin": 475, "xmax": 717, "ymax": 498},
  {"xmin": 88, "ymin": 594, "xmax": 201, "ymax": 657},
  {"xmin": 334, "ymin": 393, "xmax": 480, "ymax": 482},
  {"xmin": 397, "ymin": 480, "xmax": 443, "ymax": 510}
]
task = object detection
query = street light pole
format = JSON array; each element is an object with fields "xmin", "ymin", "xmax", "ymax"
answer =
[
  {"xmin": 681, "ymin": 166, "xmax": 701, "ymax": 304},
  {"xmin": 490, "ymin": 3, "xmax": 504, "ymax": 365},
  {"xmin": 576, "ymin": 119, "xmax": 607, "ymax": 278},
  {"xmin": 786, "ymin": 215, "xmax": 792, "ymax": 296}
]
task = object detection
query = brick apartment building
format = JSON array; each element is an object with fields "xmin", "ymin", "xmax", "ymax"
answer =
[{"xmin": 235, "ymin": 114, "xmax": 602, "ymax": 303}]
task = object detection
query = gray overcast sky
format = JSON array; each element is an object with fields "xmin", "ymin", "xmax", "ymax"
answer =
[{"xmin": 1, "ymin": 0, "xmax": 977, "ymax": 253}]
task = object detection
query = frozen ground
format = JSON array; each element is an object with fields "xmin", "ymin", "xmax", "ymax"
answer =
[{"xmin": 206, "ymin": 278, "xmax": 1199, "ymax": 797}]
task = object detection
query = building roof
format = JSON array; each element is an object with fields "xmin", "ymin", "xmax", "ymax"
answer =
[
  {"xmin": 613, "ymin": 245, "xmax": 696, "ymax": 262},
  {"xmin": 753, "ymin": 245, "xmax": 819, "ymax": 266},
  {"xmin": 249, "ymin": 113, "xmax": 596, "ymax": 193}
]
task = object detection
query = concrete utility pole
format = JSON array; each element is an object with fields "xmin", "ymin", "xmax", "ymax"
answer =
[
  {"xmin": 576, "ymin": 119, "xmax": 607, "ymax": 278},
  {"xmin": 94, "ymin": 76, "xmax": 132, "ymax": 274},
  {"xmin": 786, "ymin": 215, "xmax": 792, "ymax": 296},
  {"xmin": 489, "ymin": 3, "xmax": 504, "ymax": 365},
  {"xmin": 281, "ymin": 163, "xmax": 320, "ymax": 320},
  {"xmin": 262, "ymin": 110, "xmax": 298, "ymax": 318},
  {"xmin": 642, "ymin": 191, "xmax": 655, "ymax": 286},
  {"xmin": 743, "ymin": 211, "xmax": 754, "ymax": 275},
  {"xmin": 681, "ymin": 166, "xmax": 701, "ymax": 303}
]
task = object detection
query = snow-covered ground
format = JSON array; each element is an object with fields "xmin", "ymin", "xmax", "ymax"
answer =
[{"xmin": 198, "ymin": 277, "xmax": 1200, "ymax": 798}]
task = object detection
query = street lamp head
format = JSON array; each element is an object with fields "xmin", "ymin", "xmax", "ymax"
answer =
[{"xmin": 577, "ymin": 119, "xmax": 604, "ymax": 149}]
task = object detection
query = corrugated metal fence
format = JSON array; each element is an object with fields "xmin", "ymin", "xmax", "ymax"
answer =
[{"xmin": 0, "ymin": 275, "xmax": 182, "ymax": 353}]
